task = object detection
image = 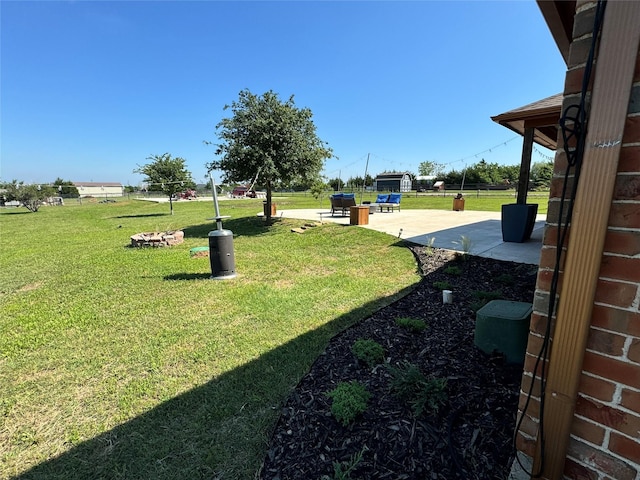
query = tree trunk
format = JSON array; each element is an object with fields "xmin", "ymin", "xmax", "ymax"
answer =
[
  {"xmin": 169, "ymin": 195, "xmax": 174, "ymax": 215},
  {"xmin": 266, "ymin": 180, "xmax": 272, "ymax": 224}
]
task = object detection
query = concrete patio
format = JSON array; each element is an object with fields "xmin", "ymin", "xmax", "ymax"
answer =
[{"xmin": 278, "ymin": 207, "xmax": 546, "ymax": 265}]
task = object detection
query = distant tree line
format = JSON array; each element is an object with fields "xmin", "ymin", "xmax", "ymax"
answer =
[{"xmin": 0, "ymin": 178, "xmax": 79, "ymax": 212}]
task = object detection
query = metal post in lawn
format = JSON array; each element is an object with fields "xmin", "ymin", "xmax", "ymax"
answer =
[{"xmin": 207, "ymin": 173, "xmax": 236, "ymax": 280}]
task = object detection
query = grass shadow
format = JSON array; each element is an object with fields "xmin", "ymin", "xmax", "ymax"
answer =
[
  {"xmin": 164, "ymin": 273, "xmax": 212, "ymax": 281},
  {"xmin": 182, "ymin": 216, "xmax": 288, "ymax": 239},
  {"xmin": 0, "ymin": 209, "xmax": 33, "ymax": 215},
  {"xmin": 12, "ymin": 285, "xmax": 417, "ymax": 480},
  {"xmin": 113, "ymin": 213, "xmax": 169, "ymax": 219}
]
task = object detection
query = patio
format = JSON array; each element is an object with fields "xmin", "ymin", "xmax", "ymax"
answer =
[{"xmin": 279, "ymin": 207, "xmax": 546, "ymax": 265}]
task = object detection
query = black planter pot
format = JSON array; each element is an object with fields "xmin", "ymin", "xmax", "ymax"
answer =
[{"xmin": 501, "ymin": 203, "xmax": 538, "ymax": 243}]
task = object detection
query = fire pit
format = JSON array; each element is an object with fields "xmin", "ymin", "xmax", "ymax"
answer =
[{"xmin": 130, "ymin": 230, "xmax": 184, "ymax": 248}]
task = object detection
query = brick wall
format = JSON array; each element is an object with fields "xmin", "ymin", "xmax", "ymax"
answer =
[{"xmin": 515, "ymin": 1, "xmax": 640, "ymax": 478}]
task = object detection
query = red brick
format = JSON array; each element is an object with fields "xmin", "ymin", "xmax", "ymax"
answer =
[
  {"xmin": 564, "ymin": 457, "xmax": 600, "ymax": 480},
  {"xmin": 524, "ymin": 351, "xmax": 550, "ymax": 379},
  {"xmin": 515, "ymin": 431, "xmax": 536, "ymax": 458},
  {"xmin": 550, "ymin": 175, "xmax": 577, "ymax": 200},
  {"xmin": 590, "ymin": 305, "xmax": 640, "ymax": 337},
  {"xmin": 599, "ymin": 255, "xmax": 640, "ymax": 283},
  {"xmin": 537, "ymin": 269, "xmax": 563, "ymax": 294},
  {"xmin": 618, "ymin": 146, "xmax": 640, "ymax": 172},
  {"xmin": 621, "ymin": 388, "xmax": 640, "ymax": 414},
  {"xmin": 564, "ymin": 66, "xmax": 591, "ymax": 96},
  {"xmin": 539, "ymin": 246, "xmax": 567, "ymax": 271},
  {"xmin": 628, "ymin": 337, "xmax": 640, "ymax": 363},
  {"xmin": 609, "ymin": 432, "xmax": 640, "ymax": 465},
  {"xmin": 529, "ymin": 312, "xmax": 552, "ymax": 336},
  {"xmin": 524, "ymin": 333, "xmax": 548, "ymax": 362},
  {"xmin": 575, "ymin": 396, "xmax": 640, "ymax": 438},
  {"xmin": 577, "ymin": 373, "xmax": 616, "ymax": 403},
  {"xmin": 554, "ymin": 150, "xmax": 570, "ymax": 176},
  {"xmin": 519, "ymin": 392, "xmax": 541, "ymax": 419},
  {"xmin": 520, "ymin": 373, "xmax": 543, "ymax": 398},
  {"xmin": 603, "ymin": 229, "xmax": 640, "ymax": 257},
  {"xmin": 613, "ymin": 175, "xmax": 640, "ymax": 201},
  {"xmin": 543, "ymin": 224, "xmax": 571, "ymax": 249},
  {"xmin": 516, "ymin": 411, "xmax": 540, "ymax": 438},
  {"xmin": 608, "ymin": 203, "xmax": 640, "ymax": 229},
  {"xmin": 593, "ymin": 279, "xmax": 637, "ymax": 309},
  {"xmin": 568, "ymin": 437, "xmax": 637, "ymax": 480},
  {"xmin": 582, "ymin": 351, "xmax": 640, "ymax": 390},
  {"xmin": 571, "ymin": 415, "xmax": 606, "ymax": 446},
  {"xmin": 622, "ymin": 116, "xmax": 640, "ymax": 144},
  {"xmin": 586, "ymin": 327, "xmax": 627, "ymax": 357}
]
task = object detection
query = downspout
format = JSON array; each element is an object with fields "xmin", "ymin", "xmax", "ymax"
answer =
[{"xmin": 534, "ymin": 2, "xmax": 640, "ymax": 478}]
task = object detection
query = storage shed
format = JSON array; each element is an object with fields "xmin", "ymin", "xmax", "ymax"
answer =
[{"xmin": 373, "ymin": 172, "xmax": 412, "ymax": 192}]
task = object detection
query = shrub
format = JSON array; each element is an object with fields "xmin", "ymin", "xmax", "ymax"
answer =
[
  {"xmin": 432, "ymin": 280, "xmax": 452, "ymax": 290},
  {"xmin": 387, "ymin": 362, "xmax": 447, "ymax": 416},
  {"xmin": 473, "ymin": 290, "xmax": 502, "ymax": 301},
  {"xmin": 352, "ymin": 339, "xmax": 385, "ymax": 367},
  {"xmin": 326, "ymin": 381, "xmax": 370, "ymax": 426},
  {"xmin": 444, "ymin": 266, "xmax": 462, "ymax": 276},
  {"xmin": 321, "ymin": 447, "xmax": 368, "ymax": 480},
  {"xmin": 471, "ymin": 290, "xmax": 502, "ymax": 312},
  {"xmin": 395, "ymin": 317, "xmax": 427, "ymax": 333},
  {"xmin": 496, "ymin": 273, "xmax": 514, "ymax": 285}
]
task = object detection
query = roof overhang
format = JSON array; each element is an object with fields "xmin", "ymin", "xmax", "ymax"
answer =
[
  {"xmin": 491, "ymin": 93, "xmax": 563, "ymax": 150},
  {"xmin": 537, "ymin": 0, "xmax": 576, "ymax": 65}
]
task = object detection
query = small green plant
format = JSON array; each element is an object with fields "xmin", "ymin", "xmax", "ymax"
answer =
[
  {"xmin": 424, "ymin": 236, "xmax": 436, "ymax": 256},
  {"xmin": 460, "ymin": 235, "xmax": 472, "ymax": 253},
  {"xmin": 454, "ymin": 234, "xmax": 473, "ymax": 261},
  {"xmin": 352, "ymin": 339, "xmax": 385, "ymax": 367},
  {"xmin": 473, "ymin": 290, "xmax": 502, "ymax": 301},
  {"xmin": 326, "ymin": 381, "xmax": 371, "ymax": 426},
  {"xmin": 496, "ymin": 273, "xmax": 515, "ymax": 285},
  {"xmin": 444, "ymin": 265, "xmax": 462, "ymax": 276},
  {"xmin": 395, "ymin": 317, "xmax": 427, "ymax": 333},
  {"xmin": 432, "ymin": 280, "xmax": 452, "ymax": 290},
  {"xmin": 471, "ymin": 290, "xmax": 503, "ymax": 311},
  {"xmin": 321, "ymin": 446, "xmax": 368, "ymax": 480},
  {"xmin": 387, "ymin": 362, "xmax": 447, "ymax": 416}
]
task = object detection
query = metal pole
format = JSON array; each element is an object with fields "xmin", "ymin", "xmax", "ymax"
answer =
[
  {"xmin": 210, "ymin": 173, "xmax": 223, "ymax": 231},
  {"xmin": 360, "ymin": 153, "xmax": 370, "ymax": 205}
]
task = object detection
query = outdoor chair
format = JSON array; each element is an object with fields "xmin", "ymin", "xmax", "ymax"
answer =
[
  {"xmin": 375, "ymin": 193, "xmax": 402, "ymax": 212},
  {"xmin": 330, "ymin": 193, "xmax": 356, "ymax": 216}
]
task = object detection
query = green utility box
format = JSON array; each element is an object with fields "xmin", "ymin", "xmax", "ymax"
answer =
[{"xmin": 474, "ymin": 300, "xmax": 532, "ymax": 364}]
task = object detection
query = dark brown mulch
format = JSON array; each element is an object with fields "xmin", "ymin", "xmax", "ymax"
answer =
[{"xmin": 259, "ymin": 246, "xmax": 538, "ymax": 480}]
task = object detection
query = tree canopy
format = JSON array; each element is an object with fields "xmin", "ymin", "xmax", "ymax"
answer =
[
  {"xmin": 418, "ymin": 161, "xmax": 445, "ymax": 177},
  {"xmin": 1, "ymin": 180, "xmax": 55, "ymax": 212},
  {"xmin": 134, "ymin": 153, "xmax": 194, "ymax": 215},
  {"xmin": 52, "ymin": 178, "xmax": 79, "ymax": 197},
  {"xmin": 207, "ymin": 89, "xmax": 333, "ymax": 222}
]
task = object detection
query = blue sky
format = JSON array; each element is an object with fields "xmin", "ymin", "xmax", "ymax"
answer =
[{"xmin": 1, "ymin": 1, "xmax": 566, "ymax": 187}]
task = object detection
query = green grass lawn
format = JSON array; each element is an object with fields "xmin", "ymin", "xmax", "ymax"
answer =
[
  {"xmin": 0, "ymin": 192, "xmax": 548, "ymax": 479},
  {"xmin": 0, "ymin": 198, "xmax": 422, "ymax": 479}
]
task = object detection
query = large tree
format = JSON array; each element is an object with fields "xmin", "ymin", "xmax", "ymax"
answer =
[
  {"xmin": 134, "ymin": 153, "xmax": 194, "ymax": 215},
  {"xmin": 208, "ymin": 89, "xmax": 333, "ymax": 223},
  {"xmin": 418, "ymin": 160, "xmax": 445, "ymax": 178},
  {"xmin": 1, "ymin": 180, "xmax": 55, "ymax": 212},
  {"xmin": 52, "ymin": 178, "xmax": 79, "ymax": 197}
]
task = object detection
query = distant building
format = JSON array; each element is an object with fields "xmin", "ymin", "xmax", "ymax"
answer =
[
  {"xmin": 373, "ymin": 172, "xmax": 412, "ymax": 192},
  {"xmin": 73, "ymin": 182, "xmax": 123, "ymax": 198},
  {"xmin": 415, "ymin": 175, "xmax": 436, "ymax": 191}
]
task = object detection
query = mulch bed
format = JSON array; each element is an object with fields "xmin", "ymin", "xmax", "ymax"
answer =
[{"xmin": 259, "ymin": 245, "xmax": 538, "ymax": 480}]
